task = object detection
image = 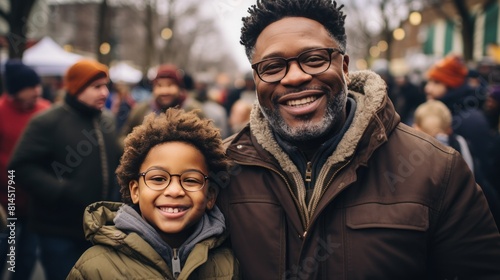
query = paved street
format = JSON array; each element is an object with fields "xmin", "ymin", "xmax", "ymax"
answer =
[{"xmin": 2, "ymin": 260, "xmax": 45, "ymax": 280}]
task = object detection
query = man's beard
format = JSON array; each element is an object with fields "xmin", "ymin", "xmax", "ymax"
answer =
[{"xmin": 259, "ymin": 85, "xmax": 347, "ymax": 143}]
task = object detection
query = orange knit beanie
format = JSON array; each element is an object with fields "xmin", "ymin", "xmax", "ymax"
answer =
[
  {"xmin": 64, "ymin": 59, "xmax": 109, "ymax": 95},
  {"xmin": 427, "ymin": 55, "xmax": 468, "ymax": 89}
]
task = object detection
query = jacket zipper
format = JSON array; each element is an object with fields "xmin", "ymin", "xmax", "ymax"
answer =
[
  {"xmin": 303, "ymin": 158, "xmax": 353, "ymax": 237},
  {"xmin": 305, "ymin": 161, "xmax": 312, "ymax": 189},
  {"xmin": 234, "ymin": 150, "xmax": 353, "ymax": 278},
  {"xmin": 302, "ymin": 161, "xmax": 312, "ymax": 238},
  {"xmin": 172, "ymin": 248, "xmax": 181, "ymax": 279}
]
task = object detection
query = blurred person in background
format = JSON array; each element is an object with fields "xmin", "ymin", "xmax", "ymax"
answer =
[
  {"xmin": 484, "ymin": 85, "xmax": 500, "ymax": 132},
  {"xmin": 187, "ymin": 73, "xmax": 230, "ymax": 138},
  {"xmin": 131, "ymin": 77, "xmax": 152, "ymax": 103},
  {"xmin": 8, "ymin": 59, "xmax": 121, "ymax": 280},
  {"xmin": 0, "ymin": 59, "xmax": 51, "ymax": 280},
  {"xmin": 393, "ymin": 74, "xmax": 426, "ymax": 125},
  {"xmin": 374, "ymin": 67, "xmax": 397, "ymax": 106},
  {"xmin": 120, "ymin": 64, "xmax": 204, "ymax": 145},
  {"xmin": 217, "ymin": 0, "xmax": 500, "ymax": 278},
  {"xmin": 476, "ymin": 57, "xmax": 498, "ymax": 84},
  {"xmin": 424, "ymin": 54, "xmax": 494, "ymax": 186},
  {"xmin": 466, "ymin": 69, "xmax": 488, "ymax": 109},
  {"xmin": 413, "ymin": 100, "xmax": 474, "ymax": 170},
  {"xmin": 228, "ymin": 99, "xmax": 252, "ymax": 135},
  {"xmin": 223, "ymin": 72, "xmax": 256, "ymax": 116},
  {"xmin": 41, "ymin": 76, "xmax": 63, "ymax": 104},
  {"xmin": 413, "ymin": 100, "xmax": 500, "ymax": 229},
  {"xmin": 110, "ymin": 82, "xmax": 136, "ymax": 132},
  {"xmin": 483, "ymin": 85, "xmax": 500, "ymax": 204}
]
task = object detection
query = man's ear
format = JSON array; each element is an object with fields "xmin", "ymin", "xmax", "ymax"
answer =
[
  {"xmin": 342, "ymin": 54, "xmax": 350, "ymax": 85},
  {"xmin": 206, "ymin": 186, "xmax": 217, "ymax": 211},
  {"xmin": 129, "ymin": 180, "xmax": 140, "ymax": 204}
]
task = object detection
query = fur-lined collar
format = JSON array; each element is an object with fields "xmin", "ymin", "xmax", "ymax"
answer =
[{"xmin": 250, "ymin": 70, "xmax": 388, "ymax": 169}]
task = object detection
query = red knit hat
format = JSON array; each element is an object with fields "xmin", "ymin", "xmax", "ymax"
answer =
[
  {"xmin": 153, "ymin": 64, "xmax": 183, "ymax": 87},
  {"xmin": 427, "ymin": 55, "xmax": 468, "ymax": 89},
  {"xmin": 64, "ymin": 59, "xmax": 109, "ymax": 95}
]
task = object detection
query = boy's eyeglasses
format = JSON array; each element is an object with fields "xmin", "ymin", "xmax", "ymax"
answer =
[
  {"xmin": 251, "ymin": 47, "xmax": 344, "ymax": 83},
  {"xmin": 138, "ymin": 168, "xmax": 209, "ymax": 192}
]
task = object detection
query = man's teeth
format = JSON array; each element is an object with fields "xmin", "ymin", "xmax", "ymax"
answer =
[
  {"xmin": 286, "ymin": 96, "xmax": 317, "ymax": 107},
  {"xmin": 161, "ymin": 207, "xmax": 184, "ymax": 213}
]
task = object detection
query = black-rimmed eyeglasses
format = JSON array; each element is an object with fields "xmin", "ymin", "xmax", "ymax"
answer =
[
  {"xmin": 138, "ymin": 168, "xmax": 209, "ymax": 192},
  {"xmin": 251, "ymin": 47, "xmax": 344, "ymax": 83}
]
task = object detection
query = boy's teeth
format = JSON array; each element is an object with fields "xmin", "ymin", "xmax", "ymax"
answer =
[
  {"xmin": 162, "ymin": 207, "xmax": 182, "ymax": 213},
  {"xmin": 287, "ymin": 96, "xmax": 317, "ymax": 106}
]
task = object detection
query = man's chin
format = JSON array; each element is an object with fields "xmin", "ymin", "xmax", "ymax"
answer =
[{"xmin": 281, "ymin": 126, "xmax": 325, "ymax": 143}]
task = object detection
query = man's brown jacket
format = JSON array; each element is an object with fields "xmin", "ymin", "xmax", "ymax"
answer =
[{"xmin": 218, "ymin": 70, "xmax": 500, "ymax": 279}]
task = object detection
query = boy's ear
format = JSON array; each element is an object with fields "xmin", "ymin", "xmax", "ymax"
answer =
[
  {"xmin": 129, "ymin": 180, "xmax": 140, "ymax": 204},
  {"xmin": 206, "ymin": 186, "xmax": 217, "ymax": 211}
]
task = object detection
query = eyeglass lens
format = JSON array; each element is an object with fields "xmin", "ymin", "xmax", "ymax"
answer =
[
  {"xmin": 143, "ymin": 169, "xmax": 206, "ymax": 191},
  {"xmin": 255, "ymin": 48, "xmax": 333, "ymax": 83}
]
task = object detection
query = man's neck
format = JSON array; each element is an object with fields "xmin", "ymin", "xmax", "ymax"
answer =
[{"xmin": 292, "ymin": 115, "xmax": 347, "ymax": 159}]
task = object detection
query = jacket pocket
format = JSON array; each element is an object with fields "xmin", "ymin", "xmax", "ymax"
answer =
[{"xmin": 346, "ymin": 202, "xmax": 429, "ymax": 231}]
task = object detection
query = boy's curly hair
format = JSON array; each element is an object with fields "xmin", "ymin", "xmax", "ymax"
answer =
[
  {"xmin": 116, "ymin": 108, "xmax": 232, "ymax": 204},
  {"xmin": 240, "ymin": 0, "xmax": 347, "ymax": 61}
]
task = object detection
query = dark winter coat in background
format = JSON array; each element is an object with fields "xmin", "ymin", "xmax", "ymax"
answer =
[{"xmin": 9, "ymin": 95, "xmax": 121, "ymax": 239}]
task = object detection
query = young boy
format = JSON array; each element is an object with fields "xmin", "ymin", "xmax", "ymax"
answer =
[{"xmin": 67, "ymin": 108, "xmax": 239, "ymax": 279}]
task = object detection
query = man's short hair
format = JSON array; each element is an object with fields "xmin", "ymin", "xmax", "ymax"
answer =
[{"xmin": 240, "ymin": 0, "xmax": 347, "ymax": 61}]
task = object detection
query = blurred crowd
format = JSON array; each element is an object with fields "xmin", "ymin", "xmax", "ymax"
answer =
[
  {"xmin": 384, "ymin": 55, "xmax": 500, "ymax": 216},
  {"xmin": 1, "ymin": 53, "xmax": 500, "ymax": 279}
]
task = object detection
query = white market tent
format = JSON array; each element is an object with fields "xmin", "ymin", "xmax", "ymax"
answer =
[
  {"xmin": 23, "ymin": 37, "xmax": 84, "ymax": 76},
  {"xmin": 109, "ymin": 61, "xmax": 143, "ymax": 84}
]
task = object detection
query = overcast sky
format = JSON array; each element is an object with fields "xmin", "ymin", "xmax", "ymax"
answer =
[{"xmin": 207, "ymin": 0, "xmax": 256, "ymax": 72}]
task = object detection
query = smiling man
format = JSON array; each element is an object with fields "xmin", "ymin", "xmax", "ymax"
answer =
[
  {"xmin": 217, "ymin": 0, "xmax": 500, "ymax": 279},
  {"xmin": 9, "ymin": 59, "xmax": 121, "ymax": 280}
]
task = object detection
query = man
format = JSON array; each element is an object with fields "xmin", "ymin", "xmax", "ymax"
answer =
[
  {"xmin": 217, "ymin": 1, "xmax": 500, "ymax": 279},
  {"xmin": 8, "ymin": 59, "xmax": 121, "ymax": 280},
  {"xmin": 0, "ymin": 59, "xmax": 51, "ymax": 280},
  {"xmin": 120, "ymin": 64, "xmax": 203, "ymax": 141}
]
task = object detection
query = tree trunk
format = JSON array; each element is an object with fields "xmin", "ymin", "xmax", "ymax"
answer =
[
  {"xmin": 5, "ymin": 0, "xmax": 37, "ymax": 58},
  {"xmin": 144, "ymin": 1, "xmax": 156, "ymax": 74},
  {"xmin": 385, "ymin": 30, "xmax": 394, "ymax": 63},
  {"xmin": 453, "ymin": 0, "xmax": 473, "ymax": 61},
  {"xmin": 97, "ymin": 0, "xmax": 111, "ymax": 65}
]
